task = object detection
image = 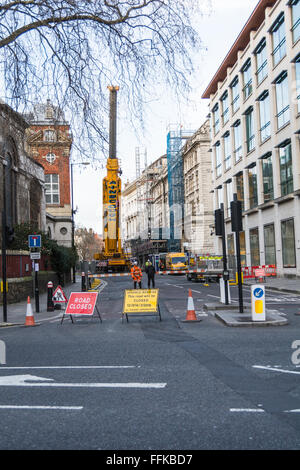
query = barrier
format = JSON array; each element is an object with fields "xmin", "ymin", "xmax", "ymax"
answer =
[
  {"xmin": 88, "ymin": 269, "xmax": 207, "ymax": 278},
  {"xmin": 242, "ymin": 265, "xmax": 277, "ymax": 279}
]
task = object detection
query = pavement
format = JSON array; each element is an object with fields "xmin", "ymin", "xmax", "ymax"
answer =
[
  {"xmin": 244, "ymin": 276, "xmax": 300, "ymax": 294},
  {"xmin": 0, "ymin": 279, "xmax": 83, "ymax": 327}
]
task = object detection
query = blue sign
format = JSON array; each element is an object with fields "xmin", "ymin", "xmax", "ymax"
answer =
[
  {"xmin": 253, "ymin": 287, "xmax": 264, "ymax": 299},
  {"xmin": 28, "ymin": 234, "xmax": 42, "ymax": 248}
]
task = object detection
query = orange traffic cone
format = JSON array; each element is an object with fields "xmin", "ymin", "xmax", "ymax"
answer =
[
  {"xmin": 25, "ymin": 296, "xmax": 36, "ymax": 326},
  {"xmin": 182, "ymin": 289, "xmax": 201, "ymax": 323}
]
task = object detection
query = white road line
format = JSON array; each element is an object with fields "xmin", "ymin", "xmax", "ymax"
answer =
[
  {"xmin": 0, "ymin": 405, "xmax": 83, "ymax": 410},
  {"xmin": 253, "ymin": 365, "xmax": 300, "ymax": 375},
  {"xmin": 284, "ymin": 409, "xmax": 300, "ymax": 413},
  {"xmin": 0, "ymin": 366, "xmax": 138, "ymax": 370},
  {"xmin": 230, "ymin": 408, "xmax": 265, "ymax": 413},
  {"xmin": 207, "ymin": 295, "xmax": 219, "ymax": 298}
]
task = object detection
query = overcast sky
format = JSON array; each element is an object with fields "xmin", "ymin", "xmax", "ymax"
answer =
[{"xmin": 73, "ymin": 0, "xmax": 259, "ymax": 234}]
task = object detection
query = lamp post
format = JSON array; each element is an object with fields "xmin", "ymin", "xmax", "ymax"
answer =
[{"xmin": 70, "ymin": 161, "xmax": 90, "ymax": 283}]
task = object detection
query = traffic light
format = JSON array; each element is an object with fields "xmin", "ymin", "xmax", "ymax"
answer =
[
  {"xmin": 5, "ymin": 226, "xmax": 15, "ymax": 248},
  {"xmin": 231, "ymin": 200, "xmax": 243, "ymax": 232},
  {"xmin": 214, "ymin": 209, "xmax": 223, "ymax": 236}
]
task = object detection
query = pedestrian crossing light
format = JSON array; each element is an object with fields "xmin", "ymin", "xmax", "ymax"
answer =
[{"xmin": 5, "ymin": 226, "xmax": 15, "ymax": 248}]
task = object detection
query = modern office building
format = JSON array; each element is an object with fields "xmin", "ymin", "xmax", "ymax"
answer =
[{"xmin": 202, "ymin": 0, "xmax": 300, "ymax": 276}]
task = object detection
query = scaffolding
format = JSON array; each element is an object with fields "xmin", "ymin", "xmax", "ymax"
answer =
[{"xmin": 167, "ymin": 125, "xmax": 194, "ymax": 251}]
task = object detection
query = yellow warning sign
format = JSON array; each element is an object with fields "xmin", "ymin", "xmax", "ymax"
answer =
[{"xmin": 123, "ymin": 289, "xmax": 159, "ymax": 314}]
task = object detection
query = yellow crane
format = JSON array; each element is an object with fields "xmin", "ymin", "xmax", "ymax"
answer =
[{"xmin": 95, "ymin": 86, "xmax": 130, "ymax": 273}]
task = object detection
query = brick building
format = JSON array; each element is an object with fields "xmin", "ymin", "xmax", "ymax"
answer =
[{"xmin": 25, "ymin": 100, "xmax": 73, "ymax": 247}]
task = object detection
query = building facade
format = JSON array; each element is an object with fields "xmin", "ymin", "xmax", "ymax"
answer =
[
  {"xmin": 182, "ymin": 120, "xmax": 215, "ymax": 254},
  {"xmin": 0, "ymin": 102, "xmax": 46, "ymax": 237},
  {"xmin": 25, "ymin": 100, "xmax": 73, "ymax": 247},
  {"xmin": 202, "ymin": 0, "xmax": 300, "ymax": 276}
]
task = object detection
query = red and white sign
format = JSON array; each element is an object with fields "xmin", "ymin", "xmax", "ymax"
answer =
[
  {"xmin": 52, "ymin": 285, "xmax": 68, "ymax": 303},
  {"xmin": 65, "ymin": 292, "xmax": 98, "ymax": 316},
  {"xmin": 255, "ymin": 268, "xmax": 266, "ymax": 278}
]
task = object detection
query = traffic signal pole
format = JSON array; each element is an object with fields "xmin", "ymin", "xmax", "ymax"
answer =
[{"xmin": 1, "ymin": 211, "xmax": 7, "ymax": 323}]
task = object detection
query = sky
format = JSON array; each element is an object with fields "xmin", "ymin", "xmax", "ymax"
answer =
[{"xmin": 73, "ymin": 0, "xmax": 259, "ymax": 234}]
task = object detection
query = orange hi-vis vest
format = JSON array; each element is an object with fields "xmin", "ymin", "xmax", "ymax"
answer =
[{"xmin": 131, "ymin": 266, "xmax": 142, "ymax": 281}]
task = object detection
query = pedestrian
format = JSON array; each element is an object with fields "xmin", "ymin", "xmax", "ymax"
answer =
[
  {"xmin": 131, "ymin": 261, "xmax": 142, "ymax": 289},
  {"xmin": 146, "ymin": 261, "xmax": 156, "ymax": 289}
]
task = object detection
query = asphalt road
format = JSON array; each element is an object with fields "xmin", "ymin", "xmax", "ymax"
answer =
[{"xmin": 0, "ymin": 274, "xmax": 300, "ymax": 452}]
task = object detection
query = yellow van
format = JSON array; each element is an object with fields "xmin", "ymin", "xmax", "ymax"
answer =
[{"xmin": 166, "ymin": 253, "xmax": 187, "ymax": 272}]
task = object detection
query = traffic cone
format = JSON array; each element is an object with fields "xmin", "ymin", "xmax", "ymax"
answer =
[
  {"xmin": 182, "ymin": 289, "xmax": 201, "ymax": 323},
  {"xmin": 25, "ymin": 296, "xmax": 36, "ymax": 326}
]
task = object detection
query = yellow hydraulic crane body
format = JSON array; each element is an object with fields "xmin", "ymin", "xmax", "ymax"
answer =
[{"xmin": 94, "ymin": 86, "xmax": 130, "ymax": 272}]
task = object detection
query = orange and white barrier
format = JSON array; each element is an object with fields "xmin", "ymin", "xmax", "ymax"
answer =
[{"xmin": 89, "ymin": 269, "xmax": 210, "ymax": 278}]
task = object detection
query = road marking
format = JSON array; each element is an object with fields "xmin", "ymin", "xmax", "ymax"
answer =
[
  {"xmin": 230, "ymin": 408, "xmax": 265, "ymax": 413},
  {"xmin": 0, "ymin": 405, "xmax": 83, "ymax": 410},
  {"xmin": 284, "ymin": 409, "xmax": 300, "ymax": 413},
  {"xmin": 0, "ymin": 374, "xmax": 167, "ymax": 389},
  {"xmin": 253, "ymin": 365, "xmax": 300, "ymax": 375},
  {"xmin": 207, "ymin": 295, "xmax": 219, "ymax": 298},
  {"xmin": 0, "ymin": 366, "xmax": 138, "ymax": 370}
]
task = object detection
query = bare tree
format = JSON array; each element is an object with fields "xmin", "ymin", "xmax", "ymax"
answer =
[
  {"xmin": 0, "ymin": 0, "xmax": 210, "ymax": 161},
  {"xmin": 75, "ymin": 227, "xmax": 104, "ymax": 261}
]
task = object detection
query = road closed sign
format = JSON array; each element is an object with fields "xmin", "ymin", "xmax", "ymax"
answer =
[{"xmin": 65, "ymin": 292, "xmax": 98, "ymax": 316}]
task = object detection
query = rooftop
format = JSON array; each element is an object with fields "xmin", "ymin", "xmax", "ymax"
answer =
[{"xmin": 201, "ymin": 0, "xmax": 277, "ymax": 99}]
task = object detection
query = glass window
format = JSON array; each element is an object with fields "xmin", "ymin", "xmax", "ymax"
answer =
[
  {"xmin": 281, "ymin": 219, "xmax": 296, "ymax": 267},
  {"xmin": 245, "ymin": 107, "xmax": 255, "ymax": 153},
  {"xmin": 226, "ymin": 180, "xmax": 233, "ymax": 218},
  {"xmin": 242, "ymin": 59, "xmax": 252, "ymax": 100},
  {"xmin": 217, "ymin": 186, "xmax": 223, "ymax": 209},
  {"xmin": 275, "ymin": 72, "xmax": 290, "ymax": 129},
  {"xmin": 45, "ymin": 174, "xmax": 60, "ymax": 204},
  {"xmin": 250, "ymin": 227, "xmax": 260, "ymax": 266},
  {"xmin": 215, "ymin": 142, "xmax": 222, "ymax": 177},
  {"xmin": 271, "ymin": 13, "xmax": 286, "ymax": 66},
  {"xmin": 233, "ymin": 120, "xmax": 243, "ymax": 163},
  {"xmin": 46, "ymin": 153, "xmax": 56, "ymax": 164},
  {"xmin": 255, "ymin": 38, "xmax": 268, "ymax": 85},
  {"xmin": 212, "ymin": 104, "xmax": 220, "ymax": 135},
  {"xmin": 230, "ymin": 77, "xmax": 240, "ymax": 113},
  {"xmin": 221, "ymin": 91, "xmax": 229, "ymax": 125},
  {"xmin": 258, "ymin": 91, "xmax": 271, "ymax": 143},
  {"xmin": 223, "ymin": 132, "xmax": 231, "ymax": 170},
  {"xmin": 291, "ymin": 0, "xmax": 300, "ymax": 43},
  {"xmin": 236, "ymin": 173, "xmax": 244, "ymax": 211},
  {"xmin": 279, "ymin": 141, "xmax": 293, "ymax": 196},
  {"xmin": 295, "ymin": 56, "xmax": 300, "ymax": 113},
  {"xmin": 248, "ymin": 165, "xmax": 258, "ymax": 209},
  {"xmin": 262, "ymin": 154, "xmax": 274, "ymax": 202},
  {"xmin": 264, "ymin": 224, "xmax": 276, "ymax": 266},
  {"xmin": 44, "ymin": 130, "xmax": 56, "ymax": 142}
]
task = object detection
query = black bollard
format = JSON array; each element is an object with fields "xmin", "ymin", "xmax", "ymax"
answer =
[
  {"xmin": 81, "ymin": 272, "xmax": 86, "ymax": 292},
  {"xmin": 47, "ymin": 281, "xmax": 54, "ymax": 312}
]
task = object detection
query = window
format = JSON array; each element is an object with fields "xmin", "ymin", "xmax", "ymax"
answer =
[
  {"xmin": 242, "ymin": 59, "xmax": 252, "ymax": 100},
  {"xmin": 226, "ymin": 180, "xmax": 233, "ymax": 218},
  {"xmin": 295, "ymin": 55, "xmax": 300, "ymax": 113},
  {"xmin": 281, "ymin": 219, "xmax": 296, "ymax": 267},
  {"xmin": 255, "ymin": 38, "xmax": 268, "ymax": 85},
  {"xmin": 221, "ymin": 91, "xmax": 229, "ymax": 124},
  {"xmin": 275, "ymin": 71, "xmax": 290, "ymax": 129},
  {"xmin": 250, "ymin": 227, "xmax": 260, "ymax": 266},
  {"xmin": 217, "ymin": 186, "xmax": 223, "ymax": 209},
  {"xmin": 46, "ymin": 153, "xmax": 56, "ymax": 164},
  {"xmin": 45, "ymin": 174, "xmax": 60, "ymax": 204},
  {"xmin": 291, "ymin": 0, "xmax": 300, "ymax": 43},
  {"xmin": 215, "ymin": 142, "xmax": 222, "ymax": 177},
  {"xmin": 44, "ymin": 130, "xmax": 56, "ymax": 142},
  {"xmin": 236, "ymin": 173, "xmax": 244, "ymax": 211},
  {"xmin": 271, "ymin": 13, "xmax": 286, "ymax": 66},
  {"xmin": 258, "ymin": 91, "xmax": 271, "ymax": 143},
  {"xmin": 233, "ymin": 120, "xmax": 243, "ymax": 163},
  {"xmin": 230, "ymin": 77, "xmax": 240, "ymax": 113},
  {"xmin": 279, "ymin": 141, "xmax": 293, "ymax": 196},
  {"xmin": 262, "ymin": 153, "xmax": 274, "ymax": 202},
  {"xmin": 248, "ymin": 164, "xmax": 258, "ymax": 209},
  {"xmin": 245, "ymin": 107, "xmax": 255, "ymax": 152},
  {"xmin": 223, "ymin": 132, "xmax": 231, "ymax": 170},
  {"xmin": 212, "ymin": 104, "xmax": 220, "ymax": 135},
  {"xmin": 264, "ymin": 224, "xmax": 276, "ymax": 266}
]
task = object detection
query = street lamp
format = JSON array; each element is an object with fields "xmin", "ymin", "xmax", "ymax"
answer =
[{"xmin": 70, "ymin": 161, "xmax": 90, "ymax": 283}]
